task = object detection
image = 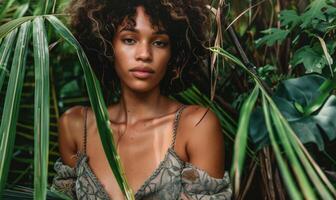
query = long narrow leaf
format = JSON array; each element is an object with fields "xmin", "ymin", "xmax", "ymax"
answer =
[
  {"xmin": 231, "ymin": 85, "xmax": 259, "ymax": 196},
  {"xmin": 261, "ymin": 94, "xmax": 303, "ymax": 200},
  {"xmin": 276, "ymin": 112, "xmax": 335, "ymax": 199},
  {"xmin": 265, "ymin": 86, "xmax": 336, "ymax": 198},
  {"xmin": 270, "ymin": 106, "xmax": 317, "ymax": 199},
  {"xmin": 33, "ymin": 17, "xmax": 50, "ymax": 200},
  {"xmin": 0, "ymin": 28, "xmax": 17, "ymax": 93},
  {"xmin": 45, "ymin": 15, "xmax": 134, "ymax": 199},
  {"xmin": 273, "ymin": 103, "xmax": 336, "ymax": 198},
  {"xmin": 0, "ymin": 16, "xmax": 36, "ymax": 40},
  {"xmin": 0, "ymin": 21, "xmax": 31, "ymax": 194}
]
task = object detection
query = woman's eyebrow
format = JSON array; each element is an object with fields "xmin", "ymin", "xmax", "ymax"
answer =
[{"xmin": 119, "ymin": 27, "xmax": 168, "ymax": 35}]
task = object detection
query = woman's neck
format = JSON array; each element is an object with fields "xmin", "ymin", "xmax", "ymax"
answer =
[{"xmin": 112, "ymin": 86, "xmax": 172, "ymax": 125}]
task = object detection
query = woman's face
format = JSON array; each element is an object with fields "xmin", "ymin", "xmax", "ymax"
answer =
[{"xmin": 112, "ymin": 6, "xmax": 171, "ymax": 93}]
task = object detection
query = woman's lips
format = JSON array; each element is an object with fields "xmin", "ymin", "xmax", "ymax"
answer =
[{"xmin": 129, "ymin": 67, "xmax": 154, "ymax": 79}]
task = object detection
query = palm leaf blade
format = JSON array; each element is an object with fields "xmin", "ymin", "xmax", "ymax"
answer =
[
  {"xmin": 0, "ymin": 21, "xmax": 31, "ymax": 194},
  {"xmin": 0, "ymin": 16, "xmax": 35, "ymax": 40},
  {"xmin": 32, "ymin": 17, "xmax": 50, "ymax": 200},
  {"xmin": 231, "ymin": 85, "xmax": 259, "ymax": 196},
  {"xmin": 261, "ymin": 94, "xmax": 303, "ymax": 200}
]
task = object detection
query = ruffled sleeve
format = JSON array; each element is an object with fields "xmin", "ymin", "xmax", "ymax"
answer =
[
  {"xmin": 180, "ymin": 163, "xmax": 232, "ymax": 200},
  {"xmin": 51, "ymin": 158, "xmax": 77, "ymax": 199}
]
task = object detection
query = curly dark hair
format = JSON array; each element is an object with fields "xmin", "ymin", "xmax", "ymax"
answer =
[{"xmin": 67, "ymin": 0, "xmax": 210, "ymax": 101}]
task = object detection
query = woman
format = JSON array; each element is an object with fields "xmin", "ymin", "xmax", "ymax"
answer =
[{"xmin": 52, "ymin": 0, "xmax": 232, "ymax": 199}]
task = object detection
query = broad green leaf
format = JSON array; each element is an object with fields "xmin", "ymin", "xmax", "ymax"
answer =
[
  {"xmin": 312, "ymin": 96, "xmax": 336, "ymax": 141},
  {"xmin": 45, "ymin": 15, "xmax": 134, "ymax": 199},
  {"xmin": 255, "ymin": 28, "xmax": 289, "ymax": 48},
  {"xmin": 0, "ymin": 21, "xmax": 31, "ymax": 194},
  {"xmin": 33, "ymin": 17, "xmax": 50, "ymax": 200},
  {"xmin": 231, "ymin": 85, "xmax": 259, "ymax": 195},
  {"xmin": 250, "ymin": 74, "xmax": 336, "ymax": 150},
  {"xmin": 0, "ymin": 28, "xmax": 17, "ymax": 93}
]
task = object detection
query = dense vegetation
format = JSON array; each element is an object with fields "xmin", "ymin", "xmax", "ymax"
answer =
[{"xmin": 0, "ymin": 0, "xmax": 335, "ymax": 199}]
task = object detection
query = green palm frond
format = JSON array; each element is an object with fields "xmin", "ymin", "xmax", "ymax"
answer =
[
  {"xmin": 32, "ymin": 16, "xmax": 50, "ymax": 200},
  {"xmin": 0, "ymin": 21, "xmax": 31, "ymax": 194}
]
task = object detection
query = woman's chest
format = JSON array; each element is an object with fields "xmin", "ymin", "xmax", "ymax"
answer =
[{"xmin": 82, "ymin": 126, "xmax": 177, "ymax": 198}]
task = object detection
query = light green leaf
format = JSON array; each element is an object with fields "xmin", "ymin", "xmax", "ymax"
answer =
[
  {"xmin": 231, "ymin": 85, "xmax": 259, "ymax": 196},
  {"xmin": 0, "ymin": 16, "xmax": 36, "ymax": 40},
  {"xmin": 33, "ymin": 17, "xmax": 50, "ymax": 200},
  {"xmin": 0, "ymin": 21, "xmax": 31, "ymax": 194}
]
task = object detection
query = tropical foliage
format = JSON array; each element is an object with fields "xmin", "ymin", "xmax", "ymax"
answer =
[{"xmin": 0, "ymin": 0, "xmax": 335, "ymax": 199}]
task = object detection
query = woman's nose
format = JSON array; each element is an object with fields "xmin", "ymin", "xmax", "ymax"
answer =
[{"xmin": 135, "ymin": 42, "xmax": 152, "ymax": 62}]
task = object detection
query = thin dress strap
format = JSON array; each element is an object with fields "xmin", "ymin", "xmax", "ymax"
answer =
[
  {"xmin": 83, "ymin": 106, "xmax": 89, "ymax": 155},
  {"xmin": 171, "ymin": 105, "xmax": 187, "ymax": 149}
]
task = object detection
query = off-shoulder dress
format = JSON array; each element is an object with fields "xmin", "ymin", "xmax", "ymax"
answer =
[{"xmin": 51, "ymin": 105, "xmax": 232, "ymax": 200}]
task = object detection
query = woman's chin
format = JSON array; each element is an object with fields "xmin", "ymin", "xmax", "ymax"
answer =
[{"xmin": 125, "ymin": 84, "xmax": 159, "ymax": 94}]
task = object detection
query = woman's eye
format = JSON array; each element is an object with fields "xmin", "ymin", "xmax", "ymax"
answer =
[
  {"xmin": 122, "ymin": 38, "xmax": 136, "ymax": 45},
  {"xmin": 153, "ymin": 41, "xmax": 168, "ymax": 47}
]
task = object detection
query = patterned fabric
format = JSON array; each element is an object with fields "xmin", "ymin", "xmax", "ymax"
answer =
[{"xmin": 51, "ymin": 106, "xmax": 232, "ymax": 200}]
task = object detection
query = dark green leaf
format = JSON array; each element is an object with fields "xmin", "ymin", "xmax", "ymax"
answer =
[
  {"xmin": 280, "ymin": 10, "xmax": 300, "ymax": 29},
  {"xmin": 255, "ymin": 28, "xmax": 289, "ymax": 48},
  {"xmin": 249, "ymin": 74, "xmax": 336, "ymax": 150}
]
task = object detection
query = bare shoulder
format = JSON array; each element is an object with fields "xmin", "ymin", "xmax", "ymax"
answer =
[
  {"xmin": 180, "ymin": 105, "xmax": 225, "ymax": 178},
  {"xmin": 58, "ymin": 105, "xmax": 87, "ymax": 167},
  {"xmin": 181, "ymin": 105, "xmax": 221, "ymax": 129}
]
